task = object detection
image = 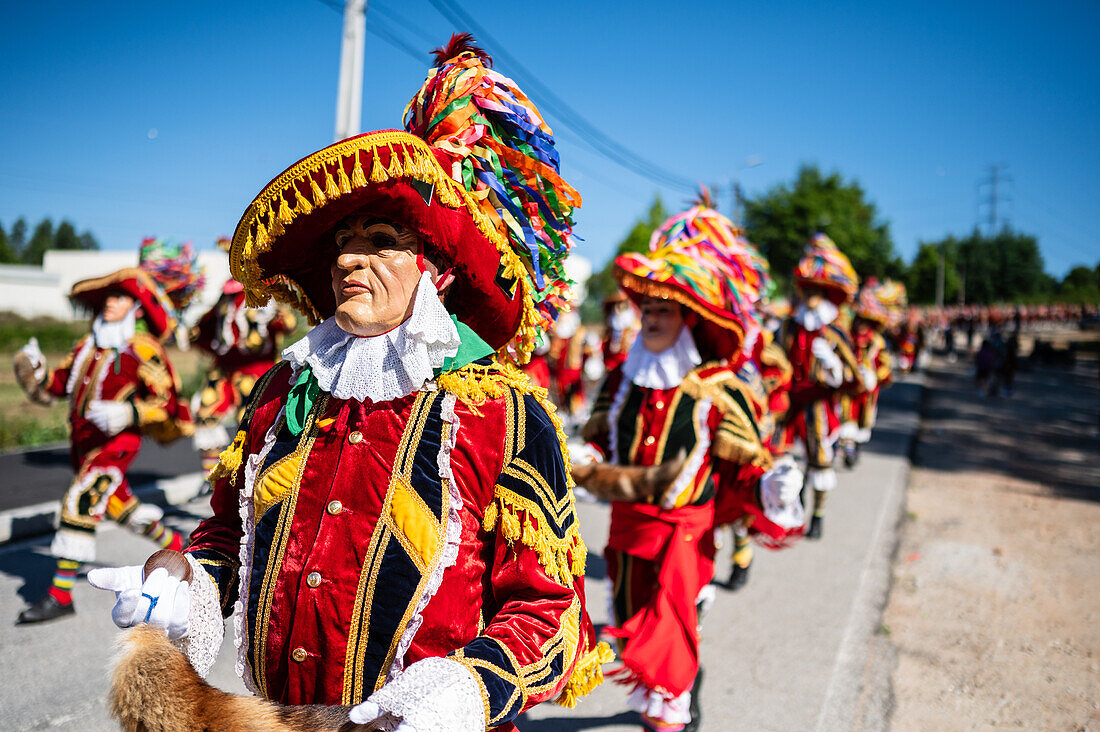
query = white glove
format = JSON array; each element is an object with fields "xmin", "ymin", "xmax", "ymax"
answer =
[
  {"xmin": 88, "ymin": 565, "xmax": 190, "ymax": 641},
  {"xmin": 20, "ymin": 338, "xmax": 47, "ymax": 382},
  {"xmin": 759, "ymin": 456, "xmax": 805, "ymax": 529},
  {"xmin": 859, "ymin": 365, "xmax": 877, "ymax": 392},
  {"xmin": 348, "ymin": 657, "xmax": 485, "ymax": 732},
  {"xmin": 86, "ymin": 400, "xmax": 134, "ymax": 436},
  {"xmin": 811, "ymin": 338, "xmax": 844, "ymax": 388}
]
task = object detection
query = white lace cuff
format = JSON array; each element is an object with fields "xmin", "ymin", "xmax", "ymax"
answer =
[
  {"xmin": 348, "ymin": 657, "xmax": 485, "ymax": 732},
  {"xmin": 172, "ymin": 555, "xmax": 224, "ymax": 678}
]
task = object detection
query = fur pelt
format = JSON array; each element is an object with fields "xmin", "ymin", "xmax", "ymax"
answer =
[
  {"xmin": 571, "ymin": 451, "xmax": 686, "ymax": 503},
  {"xmin": 13, "ymin": 351, "xmax": 51, "ymax": 405},
  {"xmin": 109, "ymin": 625, "xmax": 379, "ymax": 731}
]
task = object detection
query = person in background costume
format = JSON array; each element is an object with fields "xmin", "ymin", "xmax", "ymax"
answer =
[
  {"xmin": 88, "ymin": 35, "xmax": 610, "ymax": 732},
  {"xmin": 837, "ymin": 278, "xmax": 898, "ymax": 467},
  {"xmin": 549, "ymin": 307, "xmax": 591, "ymax": 420},
  {"xmin": 576, "ymin": 198, "xmax": 803, "ymax": 732},
  {"xmin": 12, "ymin": 269, "xmax": 193, "ymax": 624},
  {"xmin": 602, "ymin": 290, "xmax": 639, "ymax": 373},
  {"xmin": 190, "ymin": 238, "xmax": 297, "ymax": 478},
  {"xmin": 723, "ymin": 230, "xmax": 797, "ymax": 591},
  {"xmin": 137, "ymin": 237, "xmax": 206, "ymax": 347},
  {"xmin": 779, "ymin": 233, "xmax": 863, "ymax": 540}
]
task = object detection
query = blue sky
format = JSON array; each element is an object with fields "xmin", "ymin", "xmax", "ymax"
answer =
[{"xmin": 1, "ymin": 0, "xmax": 1097, "ymax": 278}]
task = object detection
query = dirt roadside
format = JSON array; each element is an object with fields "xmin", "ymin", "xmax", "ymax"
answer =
[{"xmin": 876, "ymin": 339, "xmax": 1100, "ymax": 730}]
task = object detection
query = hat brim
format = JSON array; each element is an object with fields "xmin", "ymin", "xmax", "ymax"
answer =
[
  {"xmin": 615, "ymin": 264, "xmax": 745, "ymax": 361},
  {"xmin": 230, "ymin": 131, "xmax": 530, "ymax": 353},
  {"xmin": 70, "ymin": 268, "xmax": 174, "ymax": 338}
]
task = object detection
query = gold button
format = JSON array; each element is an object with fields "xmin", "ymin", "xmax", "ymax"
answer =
[
  {"xmin": 306, "ymin": 572, "xmax": 322, "ymax": 588},
  {"xmin": 348, "ymin": 431, "xmax": 363, "ymax": 444},
  {"xmin": 685, "ymin": 533, "xmax": 694, "ymax": 541},
  {"xmin": 644, "ymin": 436, "xmax": 656, "ymax": 446},
  {"xmin": 326, "ymin": 500, "xmax": 343, "ymax": 515},
  {"xmin": 291, "ymin": 647, "xmax": 308, "ymax": 662},
  {"xmin": 654, "ymin": 401, "xmax": 665, "ymax": 410}
]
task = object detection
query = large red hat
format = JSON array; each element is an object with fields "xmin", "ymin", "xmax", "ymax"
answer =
[
  {"xmin": 614, "ymin": 191, "xmax": 766, "ymax": 361},
  {"xmin": 793, "ymin": 233, "xmax": 860, "ymax": 305},
  {"xmin": 69, "ymin": 267, "xmax": 175, "ymax": 339},
  {"xmin": 228, "ymin": 35, "xmax": 579, "ymax": 362}
]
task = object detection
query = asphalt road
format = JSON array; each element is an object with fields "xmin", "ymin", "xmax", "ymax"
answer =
[
  {"xmin": 0, "ymin": 439, "xmax": 201, "ymax": 513},
  {"xmin": 0, "ymin": 376, "xmax": 921, "ymax": 731}
]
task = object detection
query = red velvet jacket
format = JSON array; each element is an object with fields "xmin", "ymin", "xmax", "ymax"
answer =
[
  {"xmin": 46, "ymin": 332, "xmax": 191, "ymax": 457},
  {"xmin": 186, "ymin": 361, "xmax": 605, "ymax": 727},
  {"xmin": 191, "ymin": 292, "xmax": 295, "ymax": 377}
]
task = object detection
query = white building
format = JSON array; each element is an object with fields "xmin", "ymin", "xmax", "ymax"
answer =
[{"xmin": 0, "ymin": 250, "xmax": 232, "ymax": 324}]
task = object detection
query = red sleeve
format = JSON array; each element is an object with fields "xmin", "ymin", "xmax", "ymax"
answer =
[
  {"xmin": 46, "ymin": 339, "xmax": 86, "ymax": 397},
  {"xmin": 450, "ymin": 394, "xmax": 607, "ymax": 727}
]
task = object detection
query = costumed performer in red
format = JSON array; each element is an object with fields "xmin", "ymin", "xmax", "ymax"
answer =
[
  {"xmin": 13, "ymin": 269, "xmax": 193, "ymax": 624},
  {"xmin": 575, "ymin": 198, "xmax": 803, "ymax": 732},
  {"xmin": 722, "ymin": 228, "xmax": 798, "ymax": 591},
  {"xmin": 837, "ymin": 278, "xmax": 898, "ymax": 467},
  {"xmin": 778, "ymin": 233, "xmax": 865, "ymax": 539},
  {"xmin": 87, "ymin": 35, "xmax": 611, "ymax": 732},
  {"xmin": 190, "ymin": 238, "xmax": 297, "ymax": 478}
]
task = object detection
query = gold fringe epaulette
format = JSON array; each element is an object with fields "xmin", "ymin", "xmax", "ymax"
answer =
[
  {"xmin": 554, "ymin": 641, "xmax": 616, "ymax": 708},
  {"xmin": 481, "ymin": 490, "xmax": 586, "ymax": 587},
  {"xmin": 437, "ymin": 361, "xmax": 573, "ymax": 484}
]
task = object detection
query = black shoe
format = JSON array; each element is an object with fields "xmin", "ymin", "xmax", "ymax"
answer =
[
  {"xmin": 684, "ymin": 666, "xmax": 704, "ymax": 732},
  {"xmin": 725, "ymin": 561, "xmax": 751, "ymax": 591},
  {"xmin": 805, "ymin": 515, "xmax": 823, "ymax": 540},
  {"xmin": 17, "ymin": 595, "xmax": 75, "ymax": 625}
]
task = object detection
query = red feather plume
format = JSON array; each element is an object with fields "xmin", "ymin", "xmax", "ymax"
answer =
[
  {"xmin": 431, "ymin": 32, "xmax": 493, "ymax": 68},
  {"xmin": 691, "ymin": 184, "xmax": 716, "ymax": 210}
]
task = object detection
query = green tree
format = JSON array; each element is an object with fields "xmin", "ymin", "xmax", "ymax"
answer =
[
  {"xmin": 908, "ymin": 239, "xmax": 960, "ymax": 304},
  {"xmin": 22, "ymin": 218, "xmax": 54, "ymax": 265},
  {"xmin": 919, "ymin": 227, "xmax": 1051, "ymax": 304},
  {"xmin": 0, "ymin": 223, "xmax": 15, "ymax": 263},
  {"xmin": 582, "ymin": 195, "xmax": 668, "ymax": 322},
  {"xmin": 1058, "ymin": 264, "xmax": 1100, "ymax": 304},
  {"xmin": 9, "ymin": 217, "xmax": 28, "ymax": 260},
  {"xmin": 78, "ymin": 230, "xmax": 100, "ymax": 251},
  {"xmin": 743, "ymin": 165, "xmax": 902, "ymax": 284},
  {"xmin": 53, "ymin": 220, "xmax": 82, "ymax": 250}
]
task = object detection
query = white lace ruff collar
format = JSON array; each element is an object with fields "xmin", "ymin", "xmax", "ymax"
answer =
[
  {"xmin": 794, "ymin": 299, "xmax": 839, "ymax": 331},
  {"xmin": 92, "ymin": 305, "xmax": 138, "ymax": 350},
  {"xmin": 283, "ymin": 271, "xmax": 461, "ymax": 403},
  {"xmin": 622, "ymin": 326, "xmax": 701, "ymax": 389}
]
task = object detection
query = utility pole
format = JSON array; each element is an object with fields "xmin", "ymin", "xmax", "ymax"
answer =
[{"xmin": 334, "ymin": 0, "xmax": 367, "ymax": 142}]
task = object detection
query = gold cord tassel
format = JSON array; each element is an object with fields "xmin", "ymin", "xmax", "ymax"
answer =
[
  {"xmin": 324, "ymin": 165, "xmax": 341, "ymax": 199},
  {"xmin": 369, "ymin": 149, "xmax": 387, "ymax": 183},
  {"xmin": 309, "ymin": 175, "xmax": 327, "ymax": 206},
  {"xmin": 337, "ymin": 162, "xmax": 352, "ymax": 194},
  {"xmin": 350, "ymin": 152, "xmax": 367, "ymax": 188}
]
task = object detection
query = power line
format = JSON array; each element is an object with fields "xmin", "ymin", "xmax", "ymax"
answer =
[{"xmin": 426, "ymin": 0, "xmax": 698, "ymax": 194}]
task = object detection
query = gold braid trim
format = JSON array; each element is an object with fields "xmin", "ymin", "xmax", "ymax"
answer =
[
  {"xmin": 554, "ymin": 641, "xmax": 615, "ymax": 708},
  {"xmin": 229, "ymin": 131, "xmax": 541, "ymax": 362}
]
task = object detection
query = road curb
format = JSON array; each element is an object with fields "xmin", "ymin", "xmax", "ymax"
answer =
[
  {"xmin": 0, "ymin": 472, "xmax": 206, "ymax": 547},
  {"xmin": 815, "ymin": 371, "xmax": 926, "ymax": 730}
]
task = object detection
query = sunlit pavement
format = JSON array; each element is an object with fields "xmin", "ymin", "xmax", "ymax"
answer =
[{"xmin": 0, "ymin": 374, "xmax": 921, "ymax": 731}]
